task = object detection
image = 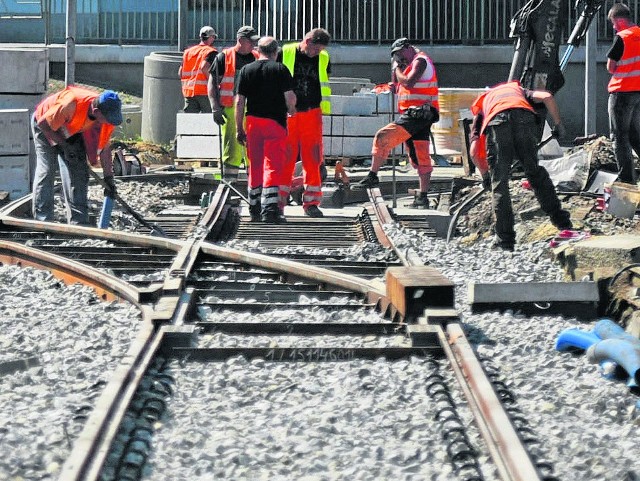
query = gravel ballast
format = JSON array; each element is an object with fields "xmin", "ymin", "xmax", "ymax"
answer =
[{"xmin": 0, "ymin": 265, "xmax": 141, "ymax": 480}]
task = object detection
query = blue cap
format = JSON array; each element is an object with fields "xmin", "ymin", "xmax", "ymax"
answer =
[{"xmin": 97, "ymin": 90, "xmax": 123, "ymax": 126}]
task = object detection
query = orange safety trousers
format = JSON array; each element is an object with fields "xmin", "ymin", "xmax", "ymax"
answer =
[
  {"xmin": 245, "ymin": 116, "xmax": 290, "ymax": 209},
  {"xmin": 372, "ymin": 122, "xmax": 433, "ymax": 175},
  {"xmin": 285, "ymin": 108, "xmax": 324, "ymax": 208}
]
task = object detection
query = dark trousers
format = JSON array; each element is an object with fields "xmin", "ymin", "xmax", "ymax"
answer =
[
  {"xmin": 486, "ymin": 109, "xmax": 571, "ymax": 246},
  {"xmin": 608, "ymin": 91, "xmax": 640, "ymax": 184}
]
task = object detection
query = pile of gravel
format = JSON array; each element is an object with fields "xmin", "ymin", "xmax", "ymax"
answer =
[{"xmin": 0, "ymin": 265, "xmax": 141, "ymax": 480}]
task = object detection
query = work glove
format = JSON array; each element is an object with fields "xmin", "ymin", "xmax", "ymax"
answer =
[
  {"xmin": 213, "ymin": 109, "xmax": 226, "ymax": 126},
  {"xmin": 551, "ymin": 123, "xmax": 566, "ymax": 140},
  {"xmin": 103, "ymin": 175, "xmax": 117, "ymax": 198}
]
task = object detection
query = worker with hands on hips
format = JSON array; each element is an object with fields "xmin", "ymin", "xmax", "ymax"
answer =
[{"xmin": 32, "ymin": 87, "xmax": 122, "ymax": 225}]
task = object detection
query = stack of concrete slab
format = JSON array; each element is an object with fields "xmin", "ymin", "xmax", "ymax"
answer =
[
  {"xmin": 0, "ymin": 47, "xmax": 49, "ymax": 197},
  {"xmin": 174, "ymin": 82, "xmax": 392, "ymax": 162}
]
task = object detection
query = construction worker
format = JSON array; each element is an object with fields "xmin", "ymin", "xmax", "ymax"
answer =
[
  {"xmin": 278, "ymin": 28, "xmax": 332, "ymax": 218},
  {"xmin": 235, "ymin": 36, "xmax": 296, "ymax": 224},
  {"xmin": 208, "ymin": 26, "xmax": 259, "ymax": 181},
  {"xmin": 32, "ymin": 87, "xmax": 122, "ymax": 225},
  {"xmin": 352, "ymin": 38, "xmax": 439, "ymax": 209},
  {"xmin": 179, "ymin": 26, "xmax": 218, "ymax": 113},
  {"xmin": 469, "ymin": 81, "xmax": 572, "ymax": 252},
  {"xmin": 607, "ymin": 3, "xmax": 640, "ymax": 185}
]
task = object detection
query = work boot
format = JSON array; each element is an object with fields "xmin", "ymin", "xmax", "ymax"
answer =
[
  {"xmin": 261, "ymin": 206, "xmax": 287, "ymax": 224},
  {"xmin": 249, "ymin": 203, "xmax": 261, "ymax": 223},
  {"xmin": 410, "ymin": 193, "xmax": 430, "ymax": 209},
  {"xmin": 304, "ymin": 205, "xmax": 324, "ymax": 218},
  {"xmin": 490, "ymin": 238, "xmax": 515, "ymax": 252},
  {"xmin": 351, "ymin": 171, "xmax": 379, "ymax": 190}
]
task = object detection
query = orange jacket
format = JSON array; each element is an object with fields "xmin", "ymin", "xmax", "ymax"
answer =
[
  {"xmin": 397, "ymin": 52, "xmax": 439, "ymax": 113},
  {"xmin": 181, "ymin": 43, "xmax": 217, "ymax": 97},
  {"xmin": 219, "ymin": 48, "xmax": 259, "ymax": 107},
  {"xmin": 35, "ymin": 86, "xmax": 114, "ymax": 153},
  {"xmin": 608, "ymin": 26, "xmax": 640, "ymax": 93},
  {"xmin": 471, "ymin": 81, "xmax": 534, "ymax": 135}
]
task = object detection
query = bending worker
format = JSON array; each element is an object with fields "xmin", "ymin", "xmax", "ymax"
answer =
[
  {"xmin": 179, "ymin": 26, "xmax": 217, "ymax": 113},
  {"xmin": 235, "ymin": 36, "xmax": 296, "ymax": 224},
  {"xmin": 469, "ymin": 80, "xmax": 573, "ymax": 252},
  {"xmin": 278, "ymin": 28, "xmax": 332, "ymax": 218},
  {"xmin": 353, "ymin": 38, "xmax": 439, "ymax": 209},
  {"xmin": 32, "ymin": 87, "xmax": 122, "ymax": 225},
  {"xmin": 208, "ymin": 26, "xmax": 259, "ymax": 181},
  {"xmin": 606, "ymin": 3, "xmax": 640, "ymax": 185}
]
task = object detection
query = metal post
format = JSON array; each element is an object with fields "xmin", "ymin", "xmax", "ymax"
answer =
[
  {"xmin": 585, "ymin": 14, "xmax": 597, "ymax": 135},
  {"xmin": 65, "ymin": 0, "xmax": 76, "ymax": 87},
  {"xmin": 178, "ymin": 0, "xmax": 188, "ymax": 51}
]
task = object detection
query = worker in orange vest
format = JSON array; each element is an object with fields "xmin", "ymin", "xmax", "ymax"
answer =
[
  {"xmin": 179, "ymin": 26, "xmax": 218, "ymax": 113},
  {"xmin": 469, "ymin": 81, "xmax": 572, "ymax": 252},
  {"xmin": 208, "ymin": 26, "xmax": 259, "ymax": 181},
  {"xmin": 606, "ymin": 3, "xmax": 640, "ymax": 184},
  {"xmin": 353, "ymin": 38, "xmax": 439, "ymax": 209},
  {"xmin": 32, "ymin": 87, "xmax": 122, "ymax": 225}
]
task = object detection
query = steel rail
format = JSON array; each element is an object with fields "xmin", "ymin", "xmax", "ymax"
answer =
[{"xmin": 366, "ymin": 186, "xmax": 426, "ymax": 266}]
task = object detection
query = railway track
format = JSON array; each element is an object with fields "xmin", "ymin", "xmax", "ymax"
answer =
[{"xmin": 0, "ymin": 175, "xmax": 563, "ymax": 481}]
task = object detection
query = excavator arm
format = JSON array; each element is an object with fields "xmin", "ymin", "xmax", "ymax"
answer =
[{"xmin": 508, "ymin": 0, "xmax": 604, "ymax": 94}]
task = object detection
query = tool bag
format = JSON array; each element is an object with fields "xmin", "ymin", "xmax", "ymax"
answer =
[{"xmin": 406, "ymin": 104, "xmax": 440, "ymax": 124}]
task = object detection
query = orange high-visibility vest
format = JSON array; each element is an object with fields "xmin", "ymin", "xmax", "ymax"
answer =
[
  {"xmin": 219, "ymin": 47, "xmax": 259, "ymax": 107},
  {"xmin": 471, "ymin": 81, "xmax": 535, "ymax": 135},
  {"xmin": 35, "ymin": 86, "xmax": 114, "ymax": 150},
  {"xmin": 608, "ymin": 26, "xmax": 640, "ymax": 93},
  {"xmin": 181, "ymin": 43, "xmax": 217, "ymax": 97},
  {"xmin": 397, "ymin": 52, "xmax": 439, "ymax": 113}
]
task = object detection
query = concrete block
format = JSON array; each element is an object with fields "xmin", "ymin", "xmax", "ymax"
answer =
[
  {"xmin": 376, "ymin": 92, "xmax": 394, "ymax": 114},
  {"xmin": 469, "ymin": 281, "xmax": 599, "ymax": 318},
  {"xmin": 0, "ymin": 93, "xmax": 44, "ymax": 121},
  {"xmin": 342, "ymin": 115, "xmax": 388, "ymax": 137},
  {"xmin": 561, "ymin": 235, "xmax": 640, "ymax": 281},
  {"xmin": 330, "ymin": 95, "xmax": 376, "ymax": 116},
  {"xmin": 0, "ymin": 155, "xmax": 30, "ymax": 199},
  {"xmin": 329, "ymin": 80, "xmax": 375, "ymax": 96},
  {"xmin": 323, "ymin": 136, "xmax": 342, "ymax": 157},
  {"xmin": 175, "ymin": 135, "xmax": 220, "ymax": 159},
  {"xmin": 0, "ymin": 48, "xmax": 48, "ymax": 94},
  {"xmin": 386, "ymin": 266, "xmax": 455, "ymax": 321},
  {"xmin": 113, "ymin": 104, "xmax": 142, "ymax": 140},
  {"xmin": 331, "ymin": 116, "xmax": 344, "ymax": 136},
  {"xmin": 0, "ymin": 109, "xmax": 30, "ymax": 155},
  {"xmin": 423, "ymin": 308, "xmax": 460, "ymax": 326},
  {"xmin": 342, "ymin": 136, "xmax": 373, "ymax": 157},
  {"xmin": 176, "ymin": 113, "xmax": 217, "ymax": 136},
  {"xmin": 322, "ymin": 115, "xmax": 332, "ymax": 135}
]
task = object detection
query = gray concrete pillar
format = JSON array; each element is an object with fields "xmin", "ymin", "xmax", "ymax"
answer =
[{"xmin": 141, "ymin": 51, "xmax": 183, "ymax": 145}]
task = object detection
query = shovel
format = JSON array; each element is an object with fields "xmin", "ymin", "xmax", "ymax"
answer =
[{"xmin": 88, "ymin": 169, "xmax": 168, "ymax": 237}]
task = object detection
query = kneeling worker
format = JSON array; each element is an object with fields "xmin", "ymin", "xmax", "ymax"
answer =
[
  {"xmin": 469, "ymin": 80, "xmax": 573, "ymax": 252},
  {"xmin": 353, "ymin": 38, "xmax": 439, "ymax": 208}
]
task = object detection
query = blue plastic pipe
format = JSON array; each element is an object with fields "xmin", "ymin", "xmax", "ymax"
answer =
[
  {"xmin": 593, "ymin": 319, "xmax": 640, "ymax": 346},
  {"xmin": 587, "ymin": 339, "xmax": 640, "ymax": 387},
  {"xmin": 555, "ymin": 328, "xmax": 601, "ymax": 352},
  {"xmin": 99, "ymin": 196, "xmax": 114, "ymax": 229}
]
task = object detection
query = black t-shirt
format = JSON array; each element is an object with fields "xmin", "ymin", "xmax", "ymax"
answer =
[
  {"xmin": 208, "ymin": 50, "xmax": 257, "ymax": 94},
  {"xmin": 608, "ymin": 35, "xmax": 624, "ymax": 61},
  {"xmin": 237, "ymin": 59, "xmax": 294, "ymax": 128},
  {"xmin": 276, "ymin": 48, "xmax": 331, "ymax": 111}
]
